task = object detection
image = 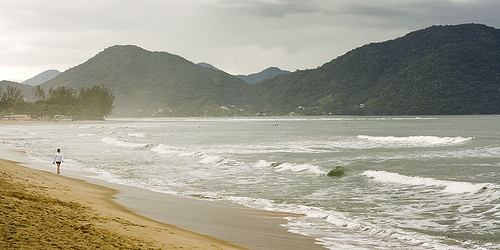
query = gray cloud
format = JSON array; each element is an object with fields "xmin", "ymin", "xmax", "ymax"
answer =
[
  {"xmin": 217, "ymin": 0, "xmax": 321, "ymax": 17},
  {"xmin": 1, "ymin": 0, "xmax": 499, "ymax": 81}
]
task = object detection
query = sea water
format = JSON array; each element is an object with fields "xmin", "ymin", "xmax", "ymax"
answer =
[{"xmin": 1, "ymin": 116, "xmax": 499, "ymax": 249}]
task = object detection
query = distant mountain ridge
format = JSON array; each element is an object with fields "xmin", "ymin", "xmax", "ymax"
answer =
[
  {"xmin": 236, "ymin": 67, "xmax": 291, "ymax": 84},
  {"xmin": 196, "ymin": 62, "xmax": 220, "ymax": 71},
  {"xmin": 22, "ymin": 69, "xmax": 60, "ymax": 86},
  {"xmin": 197, "ymin": 63, "xmax": 290, "ymax": 84},
  {"xmin": 4, "ymin": 23, "xmax": 500, "ymax": 116}
]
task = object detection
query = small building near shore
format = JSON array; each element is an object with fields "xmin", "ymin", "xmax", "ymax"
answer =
[{"xmin": 2, "ymin": 115, "xmax": 32, "ymax": 121}]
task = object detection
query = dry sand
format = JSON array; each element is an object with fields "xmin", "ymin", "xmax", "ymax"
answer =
[{"xmin": 0, "ymin": 157, "xmax": 245, "ymax": 249}]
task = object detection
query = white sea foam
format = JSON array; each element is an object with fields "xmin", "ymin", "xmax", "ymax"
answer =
[
  {"xmin": 101, "ymin": 137, "xmax": 150, "ymax": 148},
  {"xmin": 77, "ymin": 125, "xmax": 105, "ymax": 129},
  {"xmin": 199, "ymin": 155, "xmax": 224, "ymax": 164},
  {"xmin": 73, "ymin": 158, "xmax": 483, "ymax": 250},
  {"xmin": 220, "ymin": 195, "xmax": 456, "ymax": 249},
  {"xmin": 254, "ymin": 160, "xmax": 328, "ymax": 175},
  {"xmin": 362, "ymin": 170, "xmax": 496, "ymax": 194},
  {"xmin": 152, "ymin": 144, "xmax": 202, "ymax": 157},
  {"xmin": 253, "ymin": 159, "xmax": 272, "ymax": 168},
  {"xmin": 78, "ymin": 133, "xmax": 98, "ymax": 137},
  {"xmin": 278, "ymin": 163, "xmax": 327, "ymax": 175},
  {"xmin": 127, "ymin": 133, "xmax": 146, "ymax": 138},
  {"xmin": 151, "ymin": 144, "xmax": 171, "ymax": 154},
  {"xmin": 357, "ymin": 135, "xmax": 473, "ymax": 147}
]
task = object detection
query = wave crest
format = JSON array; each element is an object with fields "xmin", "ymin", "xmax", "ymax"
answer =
[
  {"xmin": 254, "ymin": 160, "xmax": 328, "ymax": 175},
  {"xmin": 362, "ymin": 170, "xmax": 497, "ymax": 194},
  {"xmin": 357, "ymin": 135, "xmax": 473, "ymax": 148},
  {"xmin": 101, "ymin": 137, "xmax": 151, "ymax": 148}
]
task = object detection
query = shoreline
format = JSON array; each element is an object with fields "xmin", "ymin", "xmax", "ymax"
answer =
[
  {"xmin": 0, "ymin": 156, "xmax": 245, "ymax": 249},
  {"xmin": 0, "ymin": 126, "xmax": 323, "ymax": 249}
]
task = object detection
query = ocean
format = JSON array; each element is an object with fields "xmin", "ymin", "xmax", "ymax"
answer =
[{"xmin": 1, "ymin": 116, "xmax": 499, "ymax": 249}]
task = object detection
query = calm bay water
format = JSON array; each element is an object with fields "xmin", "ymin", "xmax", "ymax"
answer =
[{"xmin": 1, "ymin": 116, "xmax": 499, "ymax": 249}]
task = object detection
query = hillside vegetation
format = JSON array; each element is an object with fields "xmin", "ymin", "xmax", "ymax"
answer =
[{"xmin": 254, "ymin": 24, "xmax": 500, "ymax": 115}]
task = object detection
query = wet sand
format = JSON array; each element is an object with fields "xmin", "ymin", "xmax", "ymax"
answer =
[{"xmin": 113, "ymin": 183, "xmax": 322, "ymax": 250}]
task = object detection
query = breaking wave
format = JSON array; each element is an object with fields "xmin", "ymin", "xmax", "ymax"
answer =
[
  {"xmin": 357, "ymin": 135, "xmax": 473, "ymax": 147},
  {"xmin": 151, "ymin": 144, "xmax": 178, "ymax": 155},
  {"xmin": 217, "ymin": 195, "xmax": 458, "ymax": 249},
  {"xmin": 101, "ymin": 137, "xmax": 152, "ymax": 148},
  {"xmin": 254, "ymin": 160, "xmax": 328, "ymax": 175},
  {"xmin": 362, "ymin": 170, "xmax": 498, "ymax": 194}
]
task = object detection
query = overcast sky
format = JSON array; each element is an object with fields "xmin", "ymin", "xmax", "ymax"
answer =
[{"xmin": 1, "ymin": 0, "xmax": 499, "ymax": 82}]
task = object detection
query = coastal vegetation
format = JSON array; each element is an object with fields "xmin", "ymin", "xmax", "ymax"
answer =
[
  {"xmin": 0, "ymin": 85, "xmax": 114, "ymax": 120},
  {"xmin": 1, "ymin": 23, "xmax": 499, "ymax": 117},
  {"xmin": 254, "ymin": 24, "xmax": 500, "ymax": 115}
]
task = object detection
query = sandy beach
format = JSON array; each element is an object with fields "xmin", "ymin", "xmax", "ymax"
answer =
[
  {"xmin": 0, "ymin": 157, "xmax": 245, "ymax": 249},
  {"xmin": 0, "ymin": 121, "xmax": 322, "ymax": 250}
]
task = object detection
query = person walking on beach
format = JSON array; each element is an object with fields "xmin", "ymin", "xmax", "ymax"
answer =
[{"xmin": 53, "ymin": 148, "xmax": 64, "ymax": 174}]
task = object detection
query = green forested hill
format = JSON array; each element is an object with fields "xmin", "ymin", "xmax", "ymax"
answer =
[
  {"xmin": 42, "ymin": 45, "xmax": 253, "ymax": 116},
  {"xmin": 254, "ymin": 24, "xmax": 500, "ymax": 115},
  {"xmin": 11, "ymin": 24, "xmax": 500, "ymax": 117}
]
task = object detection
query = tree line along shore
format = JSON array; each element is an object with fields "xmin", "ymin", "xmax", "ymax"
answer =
[{"xmin": 0, "ymin": 85, "xmax": 114, "ymax": 121}]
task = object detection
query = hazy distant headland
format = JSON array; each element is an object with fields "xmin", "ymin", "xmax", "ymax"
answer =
[
  {"xmin": 197, "ymin": 63, "xmax": 291, "ymax": 84},
  {"xmin": 2, "ymin": 23, "xmax": 499, "ymax": 117},
  {"xmin": 21, "ymin": 70, "xmax": 61, "ymax": 86}
]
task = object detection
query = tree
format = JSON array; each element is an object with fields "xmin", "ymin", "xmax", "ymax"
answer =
[
  {"xmin": 46, "ymin": 86, "xmax": 79, "ymax": 116},
  {"xmin": 78, "ymin": 86, "xmax": 114, "ymax": 120},
  {"xmin": 1, "ymin": 86, "xmax": 24, "ymax": 102},
  {"xmin": 32, "ymin": 85, "xmax": 46, "ymax": 101},
  {"xmin": 48, "ymin": 86, "xmax": 76, "ymax": 104},
  {"xmin": 0, "ymin": 84, "xmax": 116, "ymax": 120},
  {"xmin": 0, "ymin": 86, "xmax": 26, "ymax": 115}
]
